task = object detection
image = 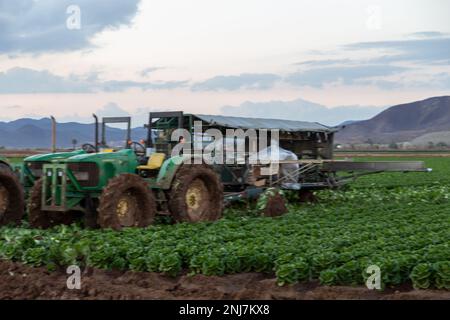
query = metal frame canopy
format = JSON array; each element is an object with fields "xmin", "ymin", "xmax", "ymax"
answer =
[
  {"xmin": 147, "ymin": 112, "xmax": 334, "ymax": 133},
  {"xmin": 193, "ymin": 114, "xmax": 334, "ymax": 133},
  {"xmin": 146, "ymin": 111, "xmax": 336, "ymax": 159}
]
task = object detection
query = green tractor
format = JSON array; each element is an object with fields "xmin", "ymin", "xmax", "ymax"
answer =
[
  {"xmin": 0, "ymin": 157, "xmax": 24, "ymax": 226},
  {"xmin": 0, "ymin": 115, "xmax": 136, "ymax": 228},
  {"xmin": 28, "ymin": 111, "xmax": 223, "ymax": 230},
  {"xmin": 18, "ymin": 115, "xmax": 133, "ymax": 196}
]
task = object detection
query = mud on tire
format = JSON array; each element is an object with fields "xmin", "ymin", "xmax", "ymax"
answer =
[
  {"xmin": 97, "ymin": 174, "xmax": 156, "ymax": 230},
  {"xmin": 259, "ymin": 189, "xmax": 288, "ymax": 217},
  {"xmin": 0, "ymin": 165, "xmax": 24, "ymax": 226},
  {"xmin": 28, "ymin": 179, "xmax": 77, "ymax": 229},
  {"xmin": 168, "ymin": 164, "xmax": 223, "ymax": 222}
]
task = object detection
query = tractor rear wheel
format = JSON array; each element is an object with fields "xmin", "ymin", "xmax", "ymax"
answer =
[
  {"xmin": 0, "ymin": 165, "xmax": 24, "ymax": 226},
  {"xmin": 168, "ymin": 164, "xmax": 223, "ymax": 222},
  {"xmin": 28, "ymin": 179, "xmax": 77, "ymax": 229},
  {"xmin": 97, "ymin": 174, "xmax": 156, "ymax": 230}
]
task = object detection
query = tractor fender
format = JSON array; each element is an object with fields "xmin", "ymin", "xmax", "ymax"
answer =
[
  {"xmin": 0, "ymin": 160, "xmax": 12, "ymax": 171},
  {"xmin": 156, "ymin": 156, "xmax": 185, "ymax": 189}
]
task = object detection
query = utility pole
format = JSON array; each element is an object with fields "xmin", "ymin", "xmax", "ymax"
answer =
[{"xmin": 51, "ymin": 116, "xmax": 56, "ymax": 153}]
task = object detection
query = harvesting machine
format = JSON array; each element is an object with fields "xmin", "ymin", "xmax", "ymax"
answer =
[{"xmin": 19, "ymin": 111, "xmax": 428, "ymax": 230}]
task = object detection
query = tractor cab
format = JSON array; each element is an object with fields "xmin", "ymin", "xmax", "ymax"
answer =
[{"xmin": 137, "ymin": 112, "xmax": 187, "ymax": 177}]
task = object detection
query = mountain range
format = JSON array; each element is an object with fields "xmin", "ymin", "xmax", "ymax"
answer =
[
  {"xmin": 0, "ymin": 96, "xmax": 449, "ymax": 148},
  {"xmin": 0, "ymin": 118, "xmax": 147, "ymax": 148},
  {"xmin": 335, "ymin": 96, "xmax": 450, "ymax": 144}
]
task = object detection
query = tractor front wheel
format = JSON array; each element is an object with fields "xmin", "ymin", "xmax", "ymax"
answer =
[
  {"xmin": 168, "ymin": 164, "xmax": 223, "ymax": 223},
  {"xmin": 28, "ymin": 179, "xmax": 77, "ymax": 229},
  {"xmin": 0, "ymin": 165, "xmax": 24, "ymax": 226},
  {"xmin": 97, "ymin": 174, "xmax": 156, "ymax": 230}
]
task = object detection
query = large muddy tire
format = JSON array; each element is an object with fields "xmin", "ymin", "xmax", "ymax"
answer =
[
  {"xmin": 0, "ymin": 165, "xmax": 24, "ymax": 226},
  {"xmin": 168, "ymin": 164, "xmax": 223, "ymax": 222},
  {"xmin": 28, "ymin": 179, "xmax": 77, "ymax": 229},
  {"xmin": 97, "ymin": 174, "xmax": 156, "ymax": 230}
]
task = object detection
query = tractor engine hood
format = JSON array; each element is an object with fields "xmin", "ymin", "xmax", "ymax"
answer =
[
  {"xmin": 62, "ymin": 148, "xmax": 138, "ymax": 164},
  {"xmin": 24, "ymin": 150, "xmax": 86, "ymax": 163}
]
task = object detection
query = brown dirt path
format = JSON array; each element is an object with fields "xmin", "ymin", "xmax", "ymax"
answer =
[{"xmin": 0, "ymin": 260, "xmax": 448, "ymax": 300}]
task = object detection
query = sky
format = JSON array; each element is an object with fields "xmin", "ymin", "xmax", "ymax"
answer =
[{"xmin": 0, "ymin": 0, "xmax": 449, "ymax": 126}]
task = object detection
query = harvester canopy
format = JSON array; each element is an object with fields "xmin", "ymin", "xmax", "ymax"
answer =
[
  {"xmin": 192, "ymin": 114, "xmax": 335, "ymax": 133},
  {"xmin": 149, "ymin": 112, "xmax": 336, "ymax": 160}
]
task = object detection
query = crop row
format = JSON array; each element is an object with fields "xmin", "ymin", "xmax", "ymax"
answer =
[{"xmin": 1, "ymin": 180, "xmax": 449, "ymax": 290}]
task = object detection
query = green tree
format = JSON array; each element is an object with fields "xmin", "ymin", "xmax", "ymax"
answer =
[{"xmin": 388, "ymin": 142, "xmax": 398, "ymax": 149}]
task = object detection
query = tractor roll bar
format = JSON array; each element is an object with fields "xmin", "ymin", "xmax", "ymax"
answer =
[
  {"xmin": 146, "ymin": 111, "xmax": 184, "ymax": 148},
  {"xmin": 100, "ymin": 116, "xmax": 132, "ymax": 149}
]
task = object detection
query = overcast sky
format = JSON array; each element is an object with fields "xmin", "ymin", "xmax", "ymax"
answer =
[{"xmin": 0, "ymin": 0, "xmax": 449, "ymax": 126}]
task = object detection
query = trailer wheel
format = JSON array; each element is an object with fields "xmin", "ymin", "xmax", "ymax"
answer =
[
  {"xmin": 168, "ymin": 164, "xmax": 223, "ymax": 222},
  {"xmin": 97, "ymin": 174, "xmax": 156, "ymax": 230},
  {"xmin": 0, "ymin": 165, "xmax": 24, "ymax": 226},
  {"xmin": 259, "ymin": 188, "xmax": 288, "ymax": 217},
  {"xmin": 28, "ymin": 179, "xmax": 77, "ymax": 229}
]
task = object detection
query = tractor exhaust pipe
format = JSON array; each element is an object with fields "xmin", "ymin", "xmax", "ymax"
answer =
[
  {"xmin": 93, "ymin": 114, "xmax": 99, "ymax": 152},
  {"xmin": 51, "ymin": 116, "xmax": 56, "ymax": 153}
]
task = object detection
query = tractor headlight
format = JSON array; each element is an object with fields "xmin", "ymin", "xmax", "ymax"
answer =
[
  {"xmin": 72, "ymin": 171, "xmax": 89, "ymax": 181},
  {"xmin": 26, "ymin": 161, "xmax": 47, "ymax": 178}
]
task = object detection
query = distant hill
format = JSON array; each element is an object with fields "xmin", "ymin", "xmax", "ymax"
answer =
[
  {"xmin": 338, "ymin": 120, "xmax": 360, "ymax": 126},
  {"xmin": 335, "ymin": 96, "xmax": 450, "ymax": 144},
  {"xmin": 0, "ymin": 118, "xmax": 147, "ymax": 148},
  {"xmin": 409, "ymin": 131, "xmax": 450, "ymax": 147}
]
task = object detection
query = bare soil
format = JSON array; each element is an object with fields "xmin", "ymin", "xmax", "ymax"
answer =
[{"xmin": 1, "ymin": 260, "xmax": 448, "ymax": 300}]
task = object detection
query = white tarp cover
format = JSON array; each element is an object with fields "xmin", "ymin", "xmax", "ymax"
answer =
[{"xmin": 249, "ymin": 144, "xmax": 301, "ymax": 190}]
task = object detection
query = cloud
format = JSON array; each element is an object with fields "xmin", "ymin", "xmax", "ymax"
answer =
[
  {"xmin": 294, "ymin": 59, "xmax": 352, "ymax": 67},
  {"xmin": 345, "ymin": 37, "xmax": 450, "ymax": 65},
  {"xmin": 56, "ymin": 103, "xmax": 175, "ymax": 127},
  {"xmin": 0, "ymin": 67, "xmax": 92, "ymax": 93},
  {"xmin": 286, "ymin": 65, "xmax": 409, "ymax": 88},
  {"xmin": 192, "ymin": 73, "xmax": 281, "ymax": 91},
  {"xmin": 220, "ymin": 98, "xmax": 387, "ymax": 126},
  {"xmin": 55, "ymin": 102, "xmax": 130, "ymax": 123},
  {"xmin": 3, "ymin": 105, "xmax": 22, "ymax": 109},
  {"xmin": 408, "ymin": 31, "xmax": 447, "ymax": 39},
  {"xmin": 96, "ymin": 102, "xmax": 130, "ymax": 117},
  {"xmin": 360, "ymin": 72, "xmax": 450, "ymax": 91},
  {"xmin": 0, "ymin": 67, "xmax": 187, "ymax": 93},
  {"xmin": 0, "ymin": 0, "xmax": 141, "ymax": 53},
  {"xmin": 140, "ymin": 67, "xmax": 164, "ymax": 77},
  {"xmin": 289, "ymin": 32, "xmax": 450, "ymax": 89},
  {"xmin": 101, "ymin": 80, "xmax": 188, "ymax": 92}
]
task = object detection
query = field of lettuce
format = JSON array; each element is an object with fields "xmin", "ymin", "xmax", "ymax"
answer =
[{"xmin": 0, "ymin": 157, "xmax": 449, "ymax": 291}]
